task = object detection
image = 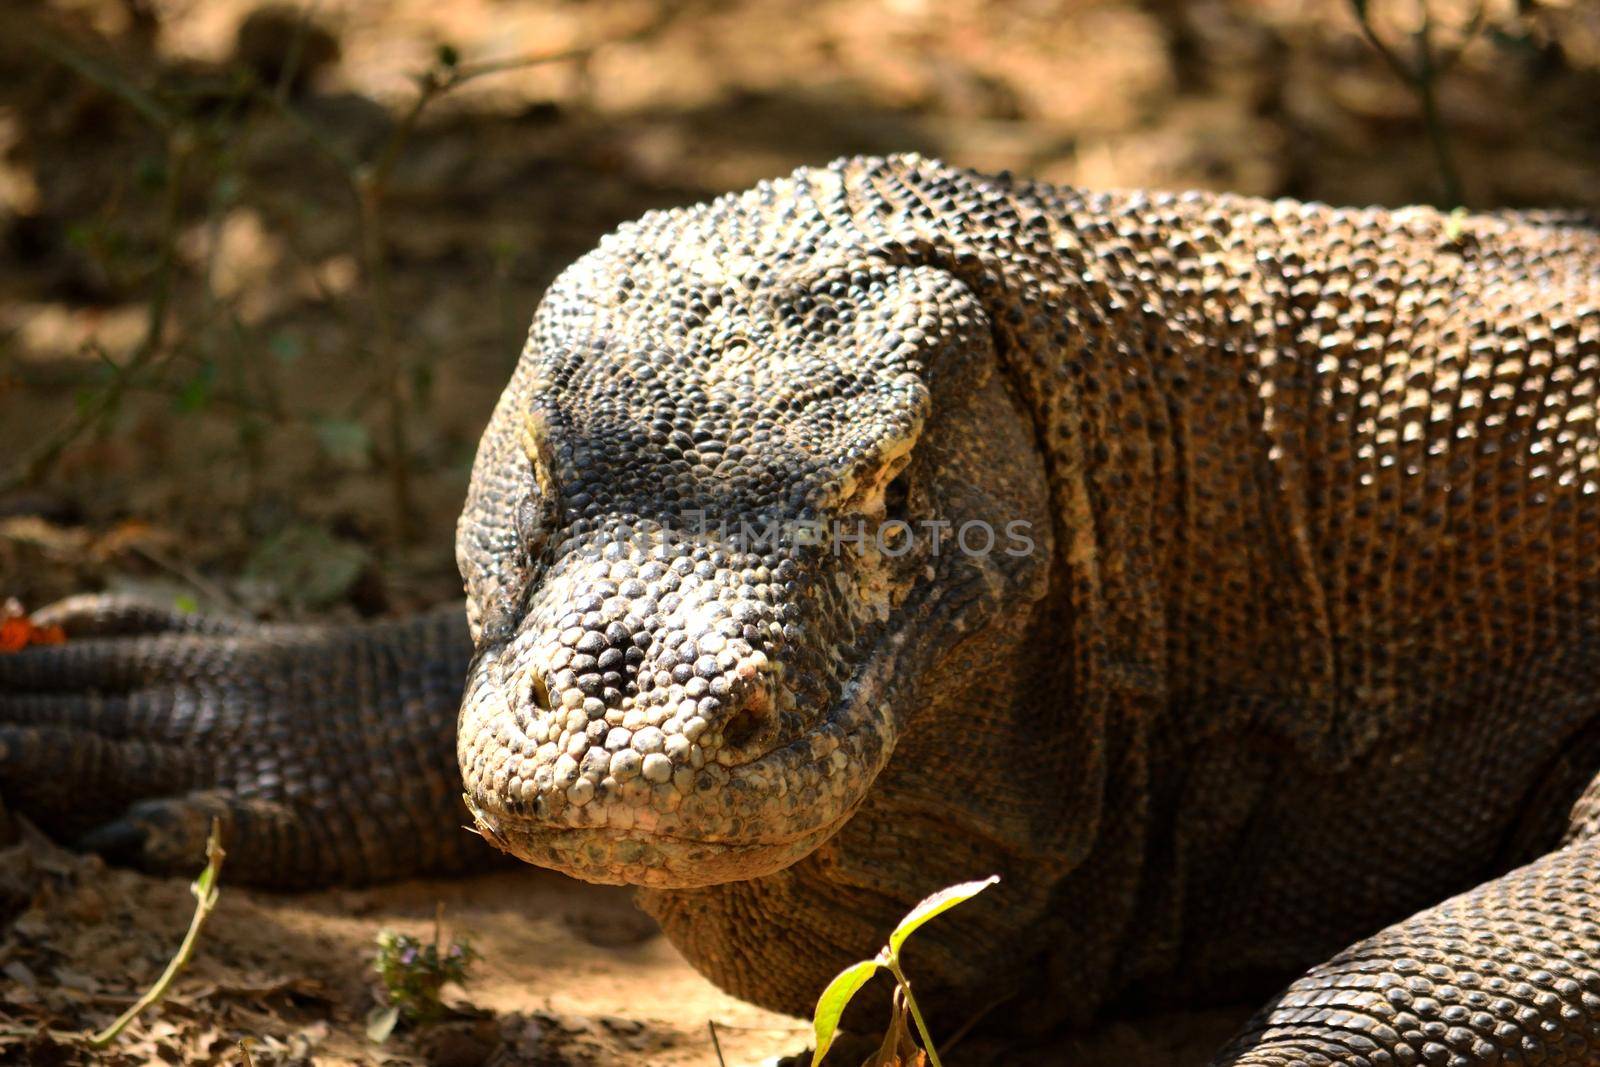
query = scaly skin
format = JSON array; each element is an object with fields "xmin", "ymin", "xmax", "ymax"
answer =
[{"xmin": 4, "ymin": 156, "xmax": 1600, "ymax": 1064}]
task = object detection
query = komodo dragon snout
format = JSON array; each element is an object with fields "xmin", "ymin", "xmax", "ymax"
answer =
[{"xmin": 454, "ymin": 250, "xmax": 1054, "ymax": 888}]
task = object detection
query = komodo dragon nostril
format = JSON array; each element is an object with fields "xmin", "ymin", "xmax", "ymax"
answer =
[
  {"xmin": 505, "ymin": 667, "xmax": 551, "ymax": 728},
  {"xmin": 716, "ymin": 678, "xmax": 775, "ymax": 753},
  {"xmin": 525, "ymin": 671, "xmax": 551, "ymax": 711}
]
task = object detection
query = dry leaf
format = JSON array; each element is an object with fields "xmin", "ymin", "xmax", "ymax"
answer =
[
  {"xmin": 0, "ymin": 600, "xmax": 66, "ymax": 653},
  {"xmin": 863, "ymin": 988, "xmax": 929, "ymax": 1067}
]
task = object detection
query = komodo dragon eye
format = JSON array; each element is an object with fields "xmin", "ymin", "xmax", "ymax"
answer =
[
  {"xmin": 476, "ymin": 490, "xmax": 555, "ymax": 649},
  {"xmin": 838, "ymin": 447, "xmax": 918, "ymax": 521},
  {"xmin": 514, "ymin": 494, "xmax": 551, "ymax": 565},
  {"xmin": 515, "ymin": 410, "xmax": 561, "ymax": 568},
  {"xmin": 881, "ymin": 468, "xmax": 912, "ymax": 525}
]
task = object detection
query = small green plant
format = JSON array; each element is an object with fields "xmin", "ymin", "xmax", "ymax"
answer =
[
  {"xmin": 368, "ymin": 915, "xmax": 478, "ymax": 1041},
  {"xmin": 90, "ymin": 820, "xmax": 226, "ymax": 1048},
  {"xmin": 810, "ymin": 875, "xmax": 998, "ymax": 1067}
]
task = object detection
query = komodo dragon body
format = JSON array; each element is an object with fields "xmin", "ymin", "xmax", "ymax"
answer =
[{"xmin": 4, "ymin": 154, "xmax": 1600, "ymax": 1064}]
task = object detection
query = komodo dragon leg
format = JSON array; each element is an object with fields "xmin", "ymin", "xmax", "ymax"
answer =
[
  {"xmin": 0, "ymin": 594, "xmax": 485, "ymax": 886},
  {"xmin": 1214, "ymin": 797, "xmax": 1600, "ymax": 1066}
]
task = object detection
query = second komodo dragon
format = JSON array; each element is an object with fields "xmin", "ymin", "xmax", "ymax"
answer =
[{"xmin": 4, "ymin": 155, "xmax": 1600, "ymax": 1065}]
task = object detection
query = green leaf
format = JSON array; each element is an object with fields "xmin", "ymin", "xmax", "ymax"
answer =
[
  {"xmin": 134, "ymin": 155, "xmax": 167, "ymax": 191},
  {"xmin": 365, "ymin": 1004, "xmax": 400, "ymax": 1044},
  {"xmin": 174, "ymin": 362, "xmax": 217, "ymax": 413},
  {"xmin": 886, "ymin": 876, "xmax": 999, "ymax": 959},
  {"xmin": 173, "ymin": 594, "xmax": 199, "ymax": 615},
  {"xmin": 243, "ymin": 523, "xmax": 370, "ymax": 610},
  {"xmin": 810, "ymin": 959, "xmax": 881, "ymax": 1066},
  {"xmin": 212, "ymin": 173, "xmax": 241, "ymax": 208},
  {"xmin": 267, "ymin": 330, "xmax": 305, "ymax": 364},
  {"xmin": 314, "ymin": 417, "xmax": 372, "ymax": 468}
]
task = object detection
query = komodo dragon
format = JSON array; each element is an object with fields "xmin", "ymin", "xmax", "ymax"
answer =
[{"xmin": 4, "ymin": 154, "xmax": 1600, "ymax": 1065}]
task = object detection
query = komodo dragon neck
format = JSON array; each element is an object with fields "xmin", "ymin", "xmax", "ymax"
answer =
[{"xmin": 635, "ymin": 157, "xmax": 1600, "ymax": 1024}]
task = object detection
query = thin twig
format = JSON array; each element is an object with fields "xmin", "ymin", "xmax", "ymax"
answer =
[
  {"xmin": 89, "ymin": 820, "xmax": 226, "ymax": 1047},
  {"xmin": 1408, "ymin": 3, "xmax": 1465, "ymax": 206},
  {"xmin": 270, "ymin": 1, "xmax": 323, "ymax": 105},
  {"xmin": 1433, "ymin": 2, "xmax": 1487, "ymax": 77},
  {"xmin": 939, "ymin": 990, "xmax": 1011, "ymax": 1056},
  {"xmin": 352, "ymin": 168, "xmax": 413, "ymax": 540},
  {"xmin": 1346, "ymin": 0, "xmax": 1483, "ymax": 206},
  {"xmin": 8, "ymin": 361, "xmax": 279, "ymax": 418},
  {"xmin": 707, "ymin": 1019, "xmax": 728, "ymax": 1067},
  {"xmin": 1351, "ymin": 6, "xmax": 1419, "ymax": 83},
  {"xmin": 451, "ymin": 46, "xmax": 597, "ymax": 86},
  {"xmin": 249, "ymin": 85, "xmax": 359, "ymax": 171},
  {"xmin": 10, "ymin": 17, "xmax": 174, "ymax": 130},
  {"xmin": 343, "ymin": 40, "xmax": 622, "ymax": 542},
  {"xmin": 127, "ymin": 542, "xmax": 245, "ymax": 614},
  {"xmin": 1, "ymin": 128, "xmax": 192, "ymax": 492}
]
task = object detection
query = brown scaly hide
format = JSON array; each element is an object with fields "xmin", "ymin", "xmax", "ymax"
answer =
[{"xmin": 628, "ymin": 158, "xmax": 1600, "ymax": 1042}]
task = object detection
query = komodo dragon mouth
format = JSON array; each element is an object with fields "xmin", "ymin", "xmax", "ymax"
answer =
[{"xmin": 459, "ymin": 568, "xmax": 921, "ymax": 888}]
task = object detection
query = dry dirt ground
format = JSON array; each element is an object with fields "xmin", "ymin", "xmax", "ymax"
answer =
[
  {"xmin": 0, "ymin": 827, "xmax": 1246, "ymax": 1066},
  {"xmin": 1, "ymin": 0, "xmax": 1598, "ymax": 1063}
]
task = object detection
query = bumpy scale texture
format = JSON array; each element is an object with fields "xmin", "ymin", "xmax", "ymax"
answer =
[{"xmin": 4, "ymin": 156, "xmax": 1599, "ymax": 1065}]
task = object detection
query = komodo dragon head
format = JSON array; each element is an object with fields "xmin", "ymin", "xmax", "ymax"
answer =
[{"xmin": 455, "ymin": 160, "xmax": 1055, "ymax": 888}]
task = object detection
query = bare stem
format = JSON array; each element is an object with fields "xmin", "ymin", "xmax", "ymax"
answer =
[
  {"xmin": 353, "ymin": 169, "xmax": 415, "ymax": 541},
  {"xmin": 342, "ymin": 40, "xmax": 622, "ymax": 543},
  {"xmin": 1413, "ymin": 48, "xmax": 1464, "ymax": 206},
  {"xmin": 1409, "ymin": 2, "xmax": 1465, "ymax": 206},
  {"xmin": 10, "ymin": 16, "xmax": 174, "ymax": 130},
  {"xmin": 1, "ymin": 129, "xmax": 191, "ymax": 493},
  {"xmin": 886, "ymin": 959, "xmax": 943, "ymax": 1067},
  {"xmin": 89, "ymin": 820, "xmax": 226, "ymax": 1047},
  {"xmin": 1346, "ymin": 0, "xmax": 1480, "ymax": 206},
  {"xmin": 707, "ymin": 1019, "xmax": 728, "ymax": 1067}
]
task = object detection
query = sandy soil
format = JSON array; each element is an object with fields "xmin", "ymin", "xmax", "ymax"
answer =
[
  {"xmin": 0, "ymin": 827, "xmax": 818, "ymax": 1065},
  {"xmin": 1, "ymin": 0, "xmax": 1597, "ymax": 1062},
  {"xmin": 0, "ymin": 825, "xmax": 1252, "ymax": 1065}
]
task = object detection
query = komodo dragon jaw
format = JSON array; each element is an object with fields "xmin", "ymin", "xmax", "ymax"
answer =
[
  {"xmin": 456, "ymin": 545, "xmax": 904, "ymax": 889},
  {"xmin": 451, "ymin": 216, "xmax": 1055, "ymax": 888}
]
